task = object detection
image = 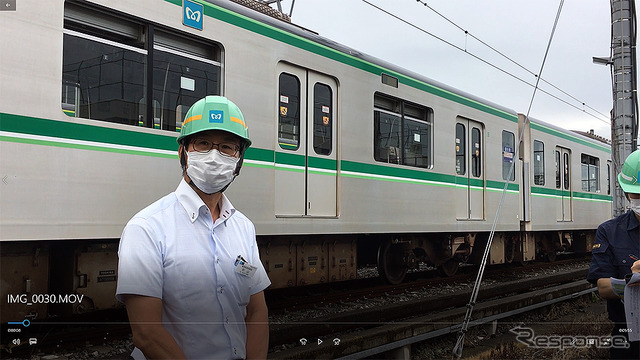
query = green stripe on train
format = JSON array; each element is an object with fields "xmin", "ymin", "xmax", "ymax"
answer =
[
  {"xmin": 2, "ymin": 113, "xmax": 608, "ymax": 201},
  {"xmin": 531, "ymin": 186, "xmax": 612, "ymax": 202},
  {"xmin": 0, "ymin": 113, "xmax": 176, "ymax": 151}
]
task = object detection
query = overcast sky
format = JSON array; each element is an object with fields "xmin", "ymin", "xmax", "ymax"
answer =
[{"xmin": 280, "ymin": 0, "xmax": 613, "ymax": 139}]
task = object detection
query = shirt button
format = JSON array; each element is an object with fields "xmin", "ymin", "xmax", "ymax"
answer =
[
  {"xmin": 233, "ymin": 348, "xmax": 237, "ymax": 355},
  {"xmin": 219, "ymin": 287, "xmax": 224, "ymax": 293},
  {"xmin": 225, "ymin": 317, "xmax": 229, "ymax": 324}
]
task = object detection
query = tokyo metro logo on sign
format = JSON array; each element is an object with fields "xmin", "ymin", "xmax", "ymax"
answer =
[
  {"xmin": 209, "ymin": 110, "xmax": 224, "ymax": 123},
  {"xmin": 183, "ymin": 0, "xmax": 203, "ymax": 30}
]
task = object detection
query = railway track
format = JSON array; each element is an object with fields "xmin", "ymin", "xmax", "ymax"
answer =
[
  {"xmin": 267, "ymin": 264, "xmax": 593, "ymax": 359},
  {"xmin": 1, "ymin": 258, "xmax": 591, "ymax": 359},
  {"xmin": 266, "ymin": 257, "xmax": 590, "ymax": 313}
]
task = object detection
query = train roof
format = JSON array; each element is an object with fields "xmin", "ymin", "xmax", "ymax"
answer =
[
  {"xmin": 527, "ymin": 116, "xmax": 611, "ymax": 152},
  {"xmin": 206, "ymin": 0, "xmax": 517, "ymax": 119}
]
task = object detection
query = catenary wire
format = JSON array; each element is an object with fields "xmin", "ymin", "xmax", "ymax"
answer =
[
  {"xmin": 360, "ymin": 0, "xmax": 609, "ymax": 125},
  {"xmin": 413, "ymin": 0, "xmax": 609, "ymax": 120}
]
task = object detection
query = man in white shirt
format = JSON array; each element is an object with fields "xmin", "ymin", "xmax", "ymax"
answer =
[{"xmin": 116, "ymin": 96, "xmax": 270, "ymax": 359}]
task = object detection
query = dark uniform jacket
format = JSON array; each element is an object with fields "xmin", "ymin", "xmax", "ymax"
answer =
[{"xmin": 587, "ymin": 210, "xmax": 640, "ymax": 324}]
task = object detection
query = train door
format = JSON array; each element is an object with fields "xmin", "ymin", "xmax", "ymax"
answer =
[
  {"xmin": 275, "ymin": 63, "xmax": 338, "ymax": 217},
  {"xmin": 555, "ymin": 147, "xmax": 573, "ymax": 221},
  {"xmin": 455, "ymin": 118, "xmax": 485, "ymax": 220}
]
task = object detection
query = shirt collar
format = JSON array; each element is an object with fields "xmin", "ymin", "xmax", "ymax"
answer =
[
  {"xmin": 216, "ymin": 191, "xmax": 236, "ymax": 226},
  {"xmin": 176, "ymin": 179, "xmax": 236, "ymax": 224}
]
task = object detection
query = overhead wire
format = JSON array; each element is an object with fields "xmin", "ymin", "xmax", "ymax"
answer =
[
  {"xmin": 360, "ymin": 0, "xmax": 610, "ymax": 125},
  {"xmin": 436, "ymin": 0, "xmax": 566, "ymax": 357},
  {"xmin": 414, "ymin": 0, "xmax": 610, "ymax": 121}
]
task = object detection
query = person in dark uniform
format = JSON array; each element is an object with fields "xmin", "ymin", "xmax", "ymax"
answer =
[{"xmin": 587, "ymin": 149, "xmax": 640, "ymax": 359}]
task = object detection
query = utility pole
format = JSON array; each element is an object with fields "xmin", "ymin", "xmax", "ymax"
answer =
[{"xmin": 595, "ymin": 0, "xmax": 639, "ymax": 216}]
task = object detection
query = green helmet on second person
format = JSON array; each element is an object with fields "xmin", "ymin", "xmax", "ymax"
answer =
[
  {"xmin": 618, "ymin": 149, "xmax": 640, "ymax": 194},
  {"xmin": 177, "ymin": 96, "xmax": 252, "ymax": 150}
]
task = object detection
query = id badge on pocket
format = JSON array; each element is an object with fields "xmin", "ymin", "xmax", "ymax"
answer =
[{"xmin": 234, "ymin": 255, "xmax": 257, "ymax": 278}]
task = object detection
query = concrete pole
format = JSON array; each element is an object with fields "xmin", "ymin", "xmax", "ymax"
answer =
[{"xmin": 610, "ymin": 0, "xmax": 638, "ymax": 216}]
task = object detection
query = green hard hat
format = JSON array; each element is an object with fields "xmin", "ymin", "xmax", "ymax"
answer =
[
  {"xmin": 618, "ymin": 149, "xmax": 640, "ymax": 194},
  {"xmin": 177, "ymin": 96, "xmax": 251, "ymax": 149}
]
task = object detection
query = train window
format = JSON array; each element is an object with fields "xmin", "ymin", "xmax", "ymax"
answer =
[
  {"xmin": 278, "ymin": 73, "xmax": 301, "ymax": 150},
  {"xmin": 62, "ymin": 3, "xmax": 221, "ymax": 130},
  {"xmin": 403, "ymin": 104, "xmax": 431, "ymax": 168},
  {"xmin": 581, "ymin": 154, "xmax": 600, "ymax": 192},
  {"xmin": 374, "ymin": 94, "xmax": 432, "ymax": 168},
  {"xmin": 471, "ymin": 127, "xmax": 481, "ymax": 177},
  {"xmin": 563, "ymin": 153, "xmax": 570, "ymax": 190},
  {"xmin": 555, "ymin": 150, "xmax": 561, "ymax": 188},
  {"xmin": 62, "ymin": 31, "xmax": 147, "ymax": 125},
  {"xmin": 502, "ymin": 131, "xmax": 515, "ymax": 181},
  {"xmin": 313, "ymin": 83, "xmax": 332, "ymax": 155},
  {"xmin": 456, "ymin": 123, "xmax": 466, "ymax": 175},
  {"xmin": 374, "ymin": 97, "xmax": 402, "ymax": 164},
  {"xmin": 533, "ymin": 140, "xmax": 545, "ymax": 185},
  {"xmin": 152, "ymin": 46, "xmax": 221, "ymax": 131}
]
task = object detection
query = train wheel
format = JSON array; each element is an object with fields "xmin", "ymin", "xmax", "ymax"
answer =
[
  {"xmin": 377, "ymin": 240, "xmax": 407, "ymax": 284},
  {"xmin": 437, "ymin": 259, "xmax": 460, "ymax": 277}
]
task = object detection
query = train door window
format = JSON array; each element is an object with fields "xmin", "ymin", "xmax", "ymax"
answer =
[
  {"xmin": 563, "ymin": 153, "xmax": 570, "ymax": 190},
  {"xmin": 455, "ymin": 123, "xmax": 466, "ymax": 175},
  {"xmin": 502, "ymin": 131, "xmax": 515, "ymax": 181},
  {"xmin": 533, "ymin": 140, "xmax": 545, "ymax": 185},
  {"xmin": 152, "ymin": 31, "xmax": 221, "ymax": 132},
  {"xmin": 374, "ymin": 96, "xmax": 402, "ymax": 164},
  {"xmin": 580, "ymin": 154, "xmax": 600, "ymax": 192},
  {"xmin": 471, "ymin": 127, "xmax": 481, "ymax": 177},
  {"xmin": 555, "ymin": 150, "xmax": 561, "ymax": 188},
  {"xmin": 313, "ymin": 83, "xmax": 332, "ymax": 155},
  {"xmin": 278, "ymin": 73, "xmax": 301, "ymax": 150}
]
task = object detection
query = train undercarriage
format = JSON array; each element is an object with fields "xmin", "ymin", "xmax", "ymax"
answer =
[{"xmin": 0, "ymin": 230, "xmax": 595, "ymax": 321}]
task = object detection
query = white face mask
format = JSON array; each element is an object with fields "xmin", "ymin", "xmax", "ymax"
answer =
[
  {"xmin": 630, "ymin": 198, "xmax": 640, "ymax": 216},
  {"xmin": 186, "ymin": 150, "xmax": 239, "ymax": 194}
]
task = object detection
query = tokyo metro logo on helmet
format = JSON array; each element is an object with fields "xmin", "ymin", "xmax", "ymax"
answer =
[{"xmin": 177, "ymin": 96, "xmax": 252, "ymax": 151}]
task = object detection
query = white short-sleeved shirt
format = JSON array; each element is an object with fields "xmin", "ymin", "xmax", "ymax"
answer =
[{"xmin": 116, "ymin": 179, "xmax": 271, "ymax": 360}]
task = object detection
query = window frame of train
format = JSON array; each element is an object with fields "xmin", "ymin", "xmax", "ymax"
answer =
[
  {"xmin": 580, "ymin": 154, "xmax": 600, "ymax": 192},
  {"xmin": 61, "ymin": 2, "xmax": 222, "ymax": 131},
  {"xmin": 533, "ymin": 140, "xmax": 545, "ymax": 185},
  {"xmin": 278, "ymin": 73, "xmax": 302, "ymax": 150},
  {"xmin": 373, "ymin": 93, "xmax": 433, "ymax": 169},
  {"xmin": 502, "ymin": 131, "xmax": 516, "ymax": 181}
]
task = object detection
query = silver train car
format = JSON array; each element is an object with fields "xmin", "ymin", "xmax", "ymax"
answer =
[{"xmin": 0, "ymin": 0, "xmax": 612, "ymax": 320}]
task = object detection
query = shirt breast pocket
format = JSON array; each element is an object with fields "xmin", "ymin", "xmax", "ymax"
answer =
[
  {"xmin": 613, "ymin": 248, "xmax": 635, "ymax": 274},
  {"xmin": 233, "ymin": 270, "xmax": 254, "ymax": 307}
]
